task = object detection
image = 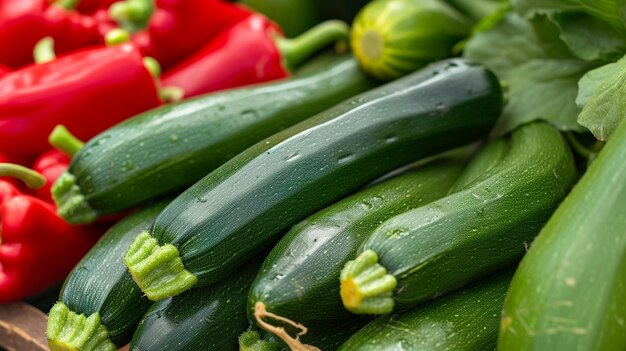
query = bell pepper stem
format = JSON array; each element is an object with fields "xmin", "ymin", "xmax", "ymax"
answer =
[
  {"xmin": 109, "ymin": 0, "xmax": 154, "ymax": 31},
  {"xmin": 34, "ymin": 37, "xmax": 56, "ymax": 64},
  {"xmin": 340, "ymin": 250, "xmax": 397, "ymax": 314},
  {"xmin": 142, "ymin": 57, "xmax": 161, "ymax": 79},
  {"xmin": 54, "ymin": 0, "xmax": 82, "ymax": 10},
  {"xmin": 49, "ymin": 125, "xmax": 85, "ymax": 158},
  {"xmin": 47, "ymin": 302, "xmax": 116, "ymax": 351},
  {"xmin": 105, "ymin": 28, "xmax": 131, "ymax": 46},
  {"xmin": 276, "ymin": 20, "xmax": 350, "ymax": 70},
  {"xmin": 0, "ymin": 164, "xmax": 46, "ymax": 189},
  {"xmin": 159, "ymin": 86, "xmax": 185, "ymax": 102}
]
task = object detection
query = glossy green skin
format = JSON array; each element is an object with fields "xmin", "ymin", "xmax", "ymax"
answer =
[
  {"xmin": 248, "ymin": 158, "xmax": 465, "ymax": 327},
  {"xmin": 447, "ymin": 139, "xmax": 507, "ymax": 194},
  {"xmin": 151, "ymin": 58, "xmax": 502, "ymax": 288},
  {"xmin": 499, "ymin": 123, "xmax": 626, "ymax": 350},
  {"xmin": 362, "ymin": 122, "xmax": 576, "ymax": 311},
  {"xmin": 130, "ymin": 260, "xmax": 260, "ymax": 351},
  {"xmin": 339, "ymin": 272, "xmax": 512, "ymax": 351},
  {"xmin": 64, "ymin": 54, "xmax": 377, "ymax": 216},
  {"xmin": 58, "ymin": 201, "xmax": 169, "ymax": 346}
]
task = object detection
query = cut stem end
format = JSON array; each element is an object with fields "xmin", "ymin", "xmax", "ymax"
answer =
[
  {"xmin": 124, "ymin": 231, "xmax": 197, "ymax": 301},
  {"xmin": 52, "ymin": 171, "xmax": 98, "ymax": 224},
  {"xmin": 46, "ymin": 302, "xmax": 116, "ymax": 351},
  {"xmin": 339, "ymin": 250, "xmax": 397, "ymax": 314}
]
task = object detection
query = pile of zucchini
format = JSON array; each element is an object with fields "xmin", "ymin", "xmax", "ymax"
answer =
[{"xmin": 44, "ymin": 1, "xmax": 626, "ymax": 349}]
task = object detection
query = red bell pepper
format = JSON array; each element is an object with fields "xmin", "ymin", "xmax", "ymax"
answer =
[
  {"xmin": 76, "ymin": 0, "xmax": 119, "ymax": 14},
  {"xmin": 32, "ymin": 150, "xmax": 70, "ymax": 203},
  {"xmin": 0, "ymin": 43, "xmax": 162, "ymax": 158},
  {"xmin": 0, "ymin": 0, "xmax": 115, "ymax": 68},
  {"xmin": 31, "ymin": 125, "xmax": 85, "ymax": 202},
  {"xmin": 0, "ymin": 64, "xmax": 9, "ymax": 79},
  {"xmin": 111, "ymin": 0, "xmax": 253, "ymax": 69},
  {"xmin": 0, "ymin": 164, "xmax": 106, "ymax": 303},
  {"xmin": 161, "ymin": 15, "xmax": 350, "ymax": 98}
]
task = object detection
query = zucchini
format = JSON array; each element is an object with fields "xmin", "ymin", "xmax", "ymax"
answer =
[
  {"xmin": 447, "ymin": 138, "xmax": 507, "ymax": 194},
  {"xmin": 123, "ymin": 58, "xmax": 502, "ymax": 302},
  {"xmin": 130, "ymin": 259, "xmax": 261, "ymax": 351},
  {"xmin": 498, "ymin": 122, "xmax": 626, "ymax": 349},
  {"xmin": 340, "ymin": 122, "xmax": 577, "ymax": 314},
  {"xmin": 248, "ymin": 157, "xmax": 465, "ymax": 334},
  {"xmin": 351, "ymin": 0, "xmax": 470, "ymax": 81},
  {"xmin": 46, "ymin": 201, "xmax": 169, "ymax": 351},
  {"xmin": 52, "ymin": 54, "xmax": 378, "ymax": 225},
  {"xmin": 338, "ymin": 271, "xmax": 512, "ymax": 351}
]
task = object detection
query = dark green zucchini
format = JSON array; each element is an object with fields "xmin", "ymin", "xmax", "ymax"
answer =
[
  {"xmin": 340, "ymin": 122, "xmax": 577, "ymax": 314},
  {"xmin": 498, "ymin": 120, "xmax": 626, "ymax": 350},
  {"xmin": 46, "ymin": 201, "xmax": 169, "ymax": 351},
  {"xmin": 130, "ymin": 259, "xmax": 262, "ymax": 351},
  {"xmin": 52, "ymin": 54, "xmax": 378, "ymax": 224},
  {"xmin": 447, "ymin": 138, "xmax": 507, "ymax": 194},
  {"xmin": 338, "ymin": 271, "xmax": 512, "ymax": 351},
  {"xmin": 123, "ymin": 58, "xmax": 503, "ymax": 301},
  {"xmin": 248, "ymin": 157, "xmax": 465, "ymax": 334}
]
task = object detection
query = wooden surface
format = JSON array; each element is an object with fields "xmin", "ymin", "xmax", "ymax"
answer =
[
  {"xmin": 0, "ymin": 303, "xmax": 48, "ymax": 351},
  {"xmin": 0, "ymin": 303, "xmax": 130, "ymax": 351}
]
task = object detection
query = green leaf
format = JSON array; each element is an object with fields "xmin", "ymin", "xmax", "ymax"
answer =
[
  {"xmin": 464, "ymin": 12, "xmax": 547, "ymax": 75},
  {"xmin": 577, "ymin": 55, "xmax": 626, "ymax": 140},
  {"xmin": 496, "ymin": 59, "xmax": 592, "ymax": 134},
  {"xmin": 512, "ymin": 0, "xmax": 623, "ymax": 28},
  {"xmin": 465, "ymin": 12, "xmax": 591, "ymax": 134},
  {"xmin": 512, "ymin": 0, "xmax": 626, "ymax": 61},
  {"xmin": 549, "ymin": 12, "xmax": 626, "ymax": 61}
]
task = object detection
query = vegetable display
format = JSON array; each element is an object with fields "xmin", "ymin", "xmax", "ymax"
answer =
[
  {"xmin": 52, "ymin": 54, "xmax": 377, "ymax": 224},
  {"xmin": 123, "ymin": 58, "xmax": 502, "ymax": 302},
  {"xmin": 0, "ymin": 1, "xmax": 624, "ymax": 350},
  {"xmin": 0, "ymin": 0, "xmax": 114, "ymax": 68},
  {"xmin": 124, "ymin": 0, "xmax": 253, "ymax": 69},
  {"xmin": 161, "ymin": 16, "xmax": 350, "ymax": 98},
  {"xmin": 130, "ymin": 259, "xmax": 262, "ymax": 351},
  {"xmin": 339, "ymin": 271, "xmax": 512, "ymax": 351},
  {"xmin": 249, "ymin": 156, "xmax": 465, "ymax": 342},
  {"xmin": 340, "ymin": 122, "xmax": 576, "ymax": 315},
  {"xmin": 499, "ymin": 114, "xmax": 626, "ymax": 350},
  {"xmin": 0, "ymin": 164, "xmax": 106, "ymax": 303},
  {"xmin": 47, "ymin": 201, "xmax": 170, "ymax": 350},
  {"xmin": 0, "ymin": 43, "xmax": 162, "ymax": 158}
]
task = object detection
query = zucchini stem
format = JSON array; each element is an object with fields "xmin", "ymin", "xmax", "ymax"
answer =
[
  {"xmin": 340, "ymin": 250, "xmax": 397, "ymax": 314},
  {"xmin": 124, "ymin": 231, "xmax": 198, "ymax": 301},
  {"xmin": 52, "ymin": 172, "xmax": 98, "ymax": 224},
  {"xmin": 253, "ymin": 302, "xmax": 320, "ymax": 351},
  {"xmin": 46, "ymin": 302, "xmax": 116, "ymax": 351}
]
